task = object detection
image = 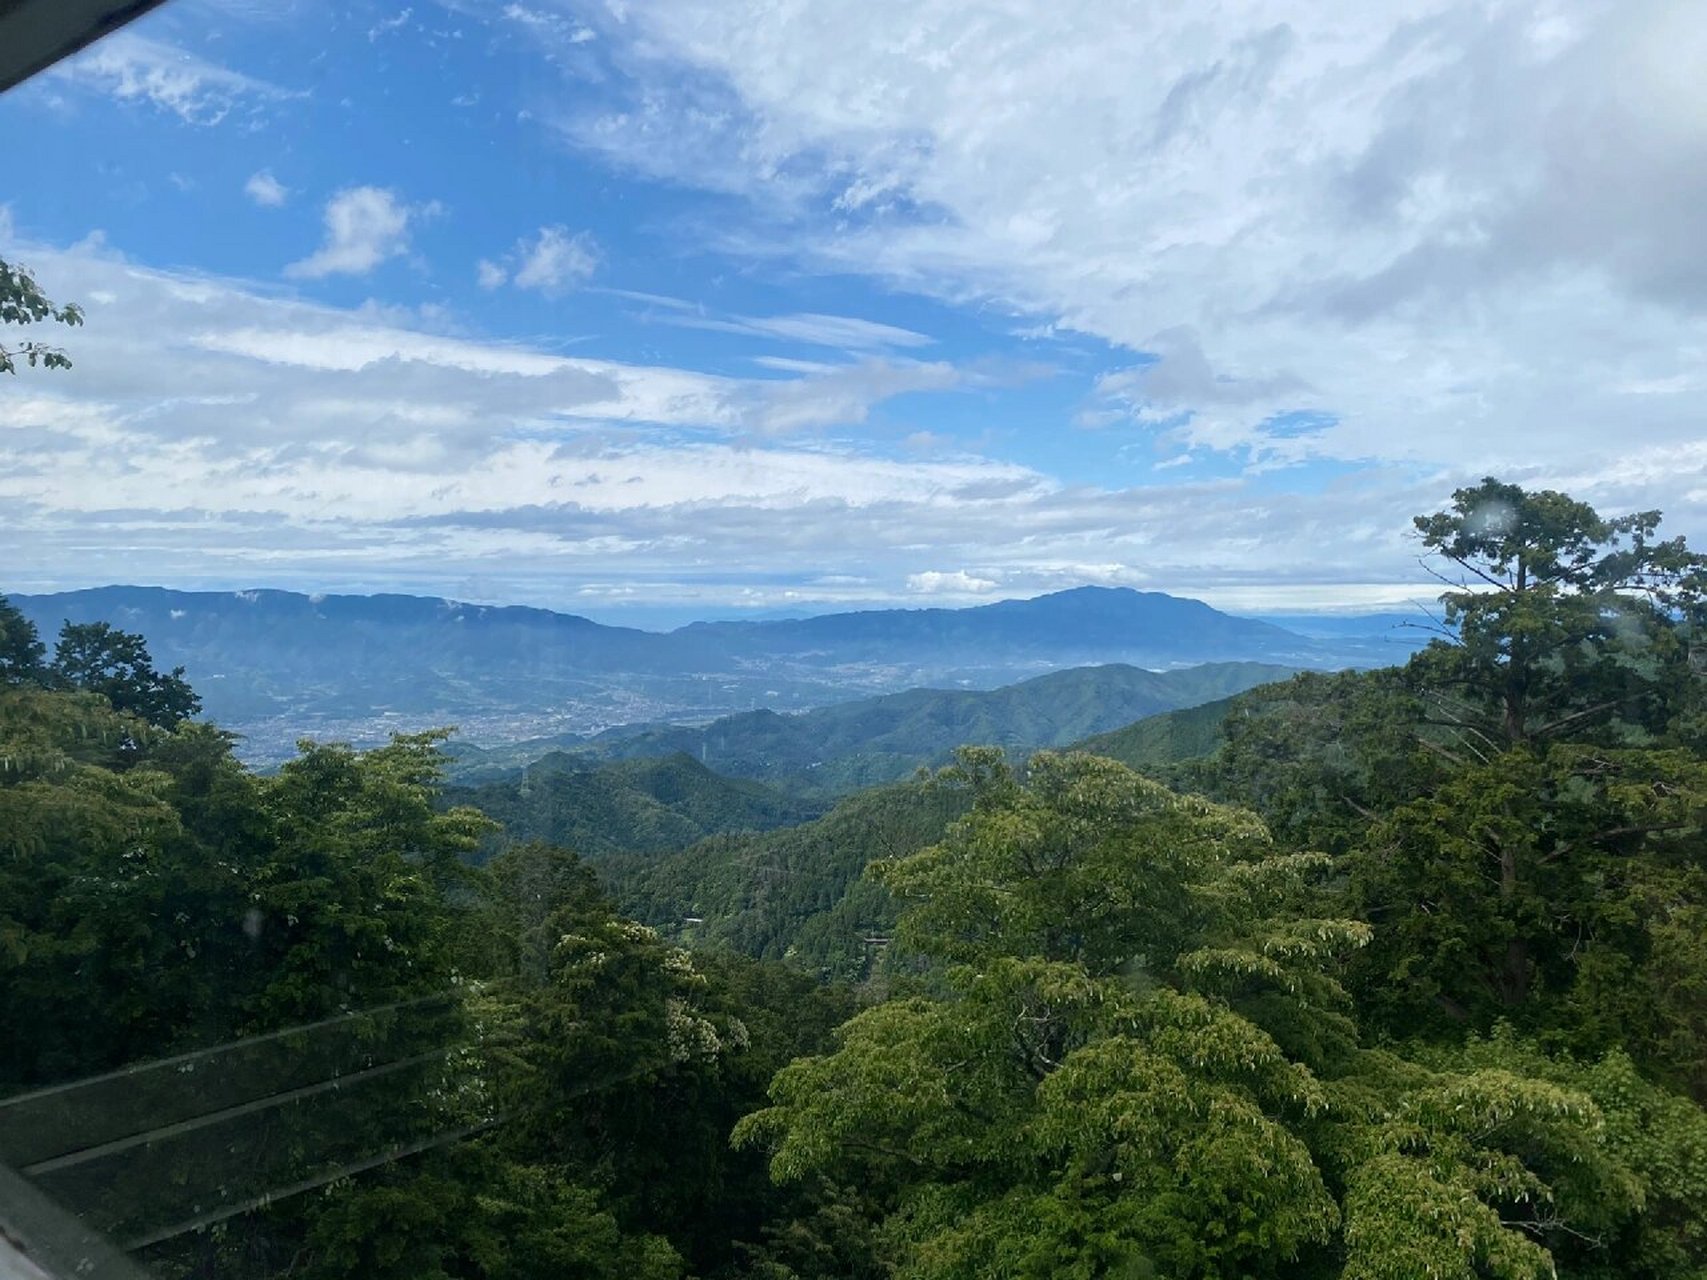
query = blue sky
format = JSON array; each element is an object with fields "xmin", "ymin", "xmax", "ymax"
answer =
[{"xmin": 2, "ymin": 0, "xmax": 1704, "ymax": 625}]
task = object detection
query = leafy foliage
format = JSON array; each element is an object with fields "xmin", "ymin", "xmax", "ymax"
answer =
[
  {"xmin": 51, "ymin": 620, "xmax": 202, "ymax": 729},
  {"xmin": 1177, "ymin": 667, "xmax": 1445, "ymax": 854},
  {"xmin": 1346, "ymin": 746, "xmax": 1707, "ymax": 1092},
  {"xmin": 735, "ymin": 751, "xmax": 1689, "ymax": 1279},
  {"xmin": 0, "ymin": 656, "xmax": 877, "ymax": 1278},
  {"xmin": 0, "ymin": 255, "xmax": 83, "ymax": 375},
  {"xmin": 0, "ymin": 594, "xmax": 47, "ymax": 684}
]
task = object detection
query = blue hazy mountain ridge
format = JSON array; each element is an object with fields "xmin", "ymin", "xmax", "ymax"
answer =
[
  {"xmin": 444, "ymin": 660, "xmax": 1298, "ymax": 796},
  {"xmin": 7, "ymin": 585, "xmax": 1425, "ymax": 761},
  {"xmin": 678, "ymin": 587, "xmax": 1304, "ymax": 657}
]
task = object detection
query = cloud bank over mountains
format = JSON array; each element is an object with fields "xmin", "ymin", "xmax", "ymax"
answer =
[{"xmin": 3, "ymin": 0, "xmax": 1701, "ymax": 617}]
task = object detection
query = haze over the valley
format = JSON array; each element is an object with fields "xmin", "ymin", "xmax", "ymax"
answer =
[{"xmin": 9, "ymin": 584, "xmax": 1428, "ymax": 762}]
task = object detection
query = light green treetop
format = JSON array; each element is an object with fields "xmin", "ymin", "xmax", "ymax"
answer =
[{"xmin": 735, "ymin": 751, "xmax": 1670, "ymax": 1279}]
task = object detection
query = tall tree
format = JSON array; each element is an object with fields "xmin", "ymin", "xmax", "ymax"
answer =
[
  {"xmin": 51, "ymin": 620, "xmax": 201, "ymax": 730},
  {"xmin": 0, "ymin": 256, "xmax": 83, "ymax": 374},
  {"xmin": 0, "ymin": 594, "xmax": 46, "ymax": 684},
  {"xmin": 1411, "ymin": 478, "xmax": 1703, "ymax": 747}
]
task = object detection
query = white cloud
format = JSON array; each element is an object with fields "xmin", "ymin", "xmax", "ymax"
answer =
[
  {"xmin": 502, "ymin": 5, "xmax": 598, "ymax": 47},
  {"xmin": 475, "ymin": 226, "xmax": 599, "ymax": 296},
  {"xmin": 752, "ymin": 355, "xmax": 839, "ymax": 374},
  {"xmin": 56, "ymin": 32, "xmax": 293, "ymax": 125},
  {"xmin": 244, "ymin": 170, "xmax": 288, "ymax": 207},
  {"xmin": 369, "ymin": 8, "xmax": 413, "ymax": 40},
  {"xmin": 550, "ymin": 0, "xmax": 1707, "ymax": 481},
  {"xmin": 286, "ymin": 188, "xmax": 429, "ymax": 279},
  {"xmin": 743, "ymin": 357, "xmax": 961, "ymax": 433},
  {"xmin": 511, "ymin": 225, "xmax": 599, "ymax": 294},
  {"xmin": 907, "ymin": 569, "xmax": 999, "ymax": 595},
  {"xmin": 7, "ymin": 211, "xmax": 1702, "ymax": 616}
]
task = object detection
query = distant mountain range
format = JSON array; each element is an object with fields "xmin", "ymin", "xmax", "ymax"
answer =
[
  {"xmin": 449, "ymin": 661, "xmax": 1298, "ymax": 796},
  {"xmin": 6, "ymin": 584, "xmax": 1429, "ymax": 761}
]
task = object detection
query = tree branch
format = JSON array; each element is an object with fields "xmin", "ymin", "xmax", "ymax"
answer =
[{"xmin": 1537, "ymin": 823, "xmax": 1691, "ymax": 865}]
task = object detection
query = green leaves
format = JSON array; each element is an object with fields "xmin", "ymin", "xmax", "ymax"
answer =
[
  {"xmin": 0, "ymin": 256, "xmax": 83, "ymax": 375},
  {"xmin": 733, "ymin": 742, "xmax": 1707, "ymax": 1279},
  {"xmin": 738, "ymin": 754, "xmax": 1375, "ymax": 1277},
  {"xmin": 1332, "ymin": 1046, "xmax": 1650, "ymax": 1280},
  {"xmin": 877, "ymin": 751, "xmax": 1275, "ymax": 975},
  {"xmin": 50, "ymin": 620, "xmax": 202, "ymax": 730},
  {"xmin": 3, "ymin": 659, "xmax": 878, "ymax": 1277},
  {"xmin": 741, "ymin": 959, "xmax": 1341, "ymax": 1278},
  {"xmin": 1341, "ymin": 1155, "xmax": 1554, "ymax": 1280},
  {"xmin": 0, "ymin": 595, "xmax": 47, "ymax": 684},
  {"xmin": 1345, "ymin": 745, "xmax": 1707, "ymax": 1087},
  {"xmin": 1184, "ymin": 667, "xmax": 1442, "ymax": 854}
]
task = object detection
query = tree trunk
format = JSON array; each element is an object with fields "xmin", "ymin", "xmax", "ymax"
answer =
[{"xmin": 1496, "ymin": 840, "xmax": 1529, "ymax": 1006}]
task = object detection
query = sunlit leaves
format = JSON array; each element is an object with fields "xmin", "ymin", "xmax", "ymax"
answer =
[
  {"xmin": 739, "ymin": 754, "xmax": 1374, "ymax": 1277},
  {"xmin": 1342, "ymin": 1155, "xmax": 1554, "ymax": 1280}
]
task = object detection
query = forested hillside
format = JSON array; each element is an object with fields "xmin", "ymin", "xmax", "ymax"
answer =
[
  {"xmin": 1068, "ymin": 691, "xmax": 1240, "ymax": 771},
  {"xmin": 443, "ymin": 753, "xmax": 824, "ymax": 860},
  {"xmin": 4, "ymin": 478, "xmax": 1707, "ymax": 1279},
  {"xmin": 0, "ymin": 609, "xmax": 869, "ymax": 1278},
  {"xmin": 603, "ymin": 779, "xmax": 973, "ymax": 980}
]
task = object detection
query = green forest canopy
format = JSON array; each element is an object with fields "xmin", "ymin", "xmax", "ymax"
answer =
[{"xmin": 2, "ymin": 477, "xmax": 1705, "ymax": 1279}]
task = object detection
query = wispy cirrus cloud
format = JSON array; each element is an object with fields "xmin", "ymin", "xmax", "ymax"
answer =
[
  {"xmin": 55, "ymin": 31, "xmax": 295, "ymax": 125},
  {"xmin": 656, "ymin": 309, "xmax": 933, "ymax": 351},
  {"xmin": 609, "ymin": 288, "xmax": 935, "ymax": 354}
]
